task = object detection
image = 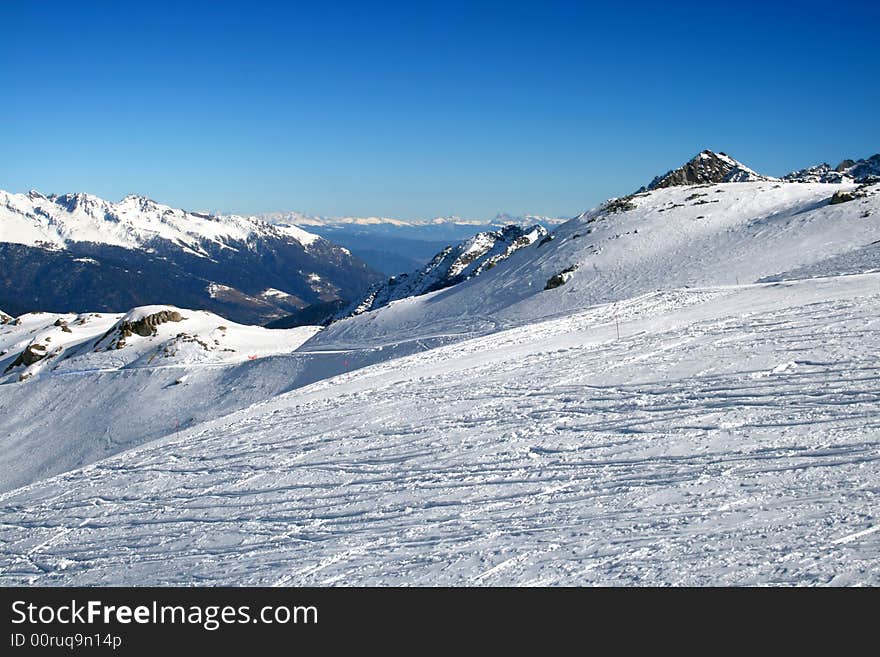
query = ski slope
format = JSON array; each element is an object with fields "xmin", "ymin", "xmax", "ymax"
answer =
[{"xmin": 1, "ymin": 273, "xmax": 878, "ymax": 585}]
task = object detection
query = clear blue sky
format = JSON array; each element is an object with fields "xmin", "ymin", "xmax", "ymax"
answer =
[{"xmin": 2, "ymin": 0, "xmax": 877, "ymax": 219}]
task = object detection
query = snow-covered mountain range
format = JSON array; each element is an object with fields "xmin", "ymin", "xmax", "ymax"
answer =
[
  {"xmin": 270, "ymin": 224, "xmax": 549, "ymax": 327},
  {"xmin": 341, "ymin": 224, "xmax": 548, "ymax": 316},
  {"xmin": 310, "ymin": 154, "xmax": 879, "ymax": 352},
  {"xmin": 1, "ymin": 149, "xmax": 879, "ymax": 585},
  {"xmin": 783, "ymin": 154, "xmax": 880, "ymax": 184},
  {"xmin": 0, "ymin": 191, "xmax": 381, "ymax": 324},
  {"xmin": 260, "ymin": 211, "xmax": 566, "ymax": 276},
  {"xmin": 261, "ymin": 210, "xmax": 566, "ymax": 230}
]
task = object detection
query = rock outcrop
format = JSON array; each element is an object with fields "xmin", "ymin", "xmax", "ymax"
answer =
[{"xmin": 645, "ymin": 150, "xmax": 772, "ymax": 190}]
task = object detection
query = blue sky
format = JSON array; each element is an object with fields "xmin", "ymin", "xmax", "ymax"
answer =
[{"xmin": 2, "ymin": 0, "xmax": 878, "ymax": 219}]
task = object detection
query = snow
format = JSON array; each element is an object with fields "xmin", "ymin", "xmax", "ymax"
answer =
[
  {"xmin": 712, "ymin": 151, "xmax": 769, "ymax": 180},
  {"xmin": 0, "ymin": 274, "xmax": 877, "ymax": 585},
  {"xmin": 0, "ymin": 190, "xmax": 323, "ymax": 252},
  {"xmin": 0, "ymin": 305, "xmax": 319, "ymax": 385},
  {"xmin": 260, "ymin": 288, "xmax": 294, "ymax": 299},
  {"xmin": 206, "ymin": 282, "xmax": 231, "ymax": 299},
  {"xmin": 0, "ymin": 306, "xmax": 319, "ymax": 491},
  {"xmin": 261, "ymin": 211, "xmax": 566, "ymax": 229},
  {"xmin": 311, "ymin": 181, "xmax": 879, "ymax": 352},
  {"xmin": 340, "ymin": 224, "xmax": 548, "ymax": 319},
  {"xmin": 272, "ymin": 223, "xmax": 320, "ymax": 246},
  {"xmin": 1, "ymin": 177, "xmax": 879, "ymax": 585},
  {"xmin": 784, "ymin": 155, "xmax": 880, "ymax": 184}
]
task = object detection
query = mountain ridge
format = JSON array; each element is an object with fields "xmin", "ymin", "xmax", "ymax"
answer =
[
  {"xmin": 783, "ymin": 153, "xmax": 880, "ymax": 183},
  {"xmin": 643, "ymin": 150, "xmax": 774, "ymax": 190},
  {"xmin": 0, "ymin": 190, "xmax": 382, "ymax": 323}
]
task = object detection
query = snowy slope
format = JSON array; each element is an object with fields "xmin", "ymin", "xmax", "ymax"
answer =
[
  {"xmin": 2, "ymin": 171, "xmax": 878, "ymax": 500},
  {"xmin": 0, "ymin": 306, "xmax": 318, "ymax": 491},
  {"xmin": 309, "ymin": 179, "xmax": 880, "ymax": 352},
  {"xmin": 0, "ymin": 305, "xmax": 318, "ymax": 384},
  {"xmin": 339, "ymin": 224, "xmax": 548, "ymax": 318},
  {"xmin": 0, "ymin": 273, "xmax": 877, "ymax": 585}
]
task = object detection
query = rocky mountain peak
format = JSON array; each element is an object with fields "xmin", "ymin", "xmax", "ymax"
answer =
[{"xmin": 645, "ymin": 150, "xmax": 771, "ymax": 190}]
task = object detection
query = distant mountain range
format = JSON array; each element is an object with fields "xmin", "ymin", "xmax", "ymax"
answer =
[
  {"xmin": 260, "ymin": 211, "xmax": 566, "ymax": 276},
  {"xmin": 783, "ymin": 154, "xmax": 880, "ymax": 184},
  {"xmin": 260, "ymin": 210, "xmax": 566, "ymax": 230},
  {"xmin": 0, "ymin": 191, "xmax": 381, "ymax": 324},
  {"xmin": 2, "ymin": 150, "xmax": 877, "ymax": 327},
  {"xmin": 267, "ymin": 224, "xmax": 548, "ymax": 327}
]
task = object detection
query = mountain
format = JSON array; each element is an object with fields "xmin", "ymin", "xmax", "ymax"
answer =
[
  {"xmin": 0, "ymin": 190, "xmax": 382, "ymax": 324},
  {"xmin": 267, "ymin": 224, "xmax": 549, "ymax": 327},
  {"xmin": 262, "ymin": 210, "xmax": 566, "ymax": 230},
  {"xmin": 644, "ymin": 150, "xmax": 773, "ymax": 190},
  {"xmin": 0, "ymin": 309, "xmax": 11, "ymax": 324},
  {"xmin": 264, "ymin": 298, "xmax": 348, "ymax": 329},
  {"xmin": 2, "ymin": 152, "xmax": 880, "ymax": 585},
  {"xmin": 844, "ymin": 154, "xmax": 880, "ymax": 181},
  {"xmin": 312, "ymin": 163, "xmax": 878, "ymax": 352},
  {"xmin": 261, "ymin": 211, "xmax": 566, "ymax": 275},
  {"xmin": 340, "ymin": 224, "xmax": 549, "ymax": 320},
  {"xmin": 783, "ymin": 154, "xmax": 880, "ymax": 183},
  {"xmin": 0, "ymin": 305, "xmax": 319, "ymax": 385}
]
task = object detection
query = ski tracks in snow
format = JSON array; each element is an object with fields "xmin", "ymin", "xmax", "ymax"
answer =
[{"xmin": 1, "ymin": 278, "xmax": 879, "ymax": 585}]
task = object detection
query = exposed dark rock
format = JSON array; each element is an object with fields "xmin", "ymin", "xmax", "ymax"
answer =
[
  {"xmin": 601, "ymin": 196, "xmax": 637, "ymax": 214},
  {"xmin": 829, "ymin": 191, "xmax": 857, "ymax": 205},
  {"xmin": 829, "ymin": 182, "xmax": 875, "ymax": 205},
  {"xmin": 118, "ymin": 310, "xmax": 183, "ymax": 338},
  {"xmin": 644, "ymin": 150, "xmax": 769, "ymax": 190},
  {"xmin": 4, "ymin": 342, "xmax": 48, "ymax": 372},
  {"xmin": 544, "ymin": 265, "xmax": 578, "ymax": 290}
]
